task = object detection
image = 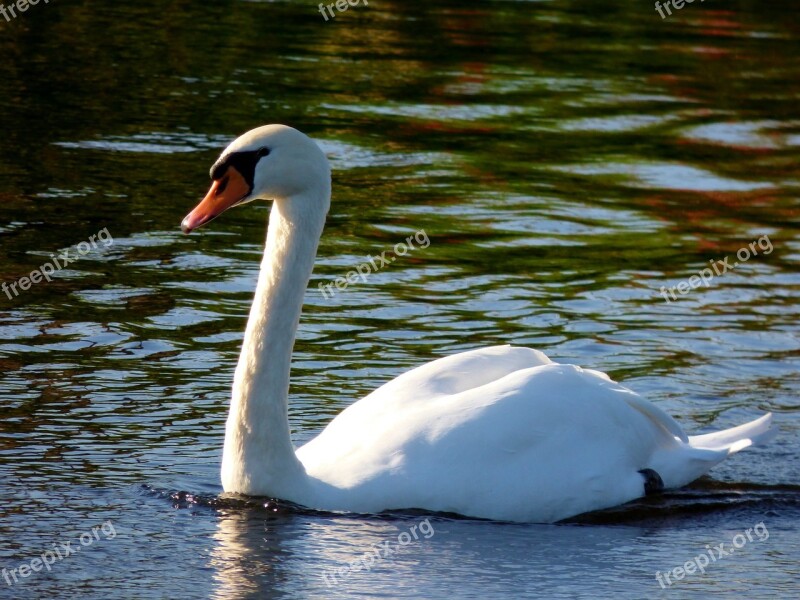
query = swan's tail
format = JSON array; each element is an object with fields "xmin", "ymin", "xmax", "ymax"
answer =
[
  {"xmin": 653, "ymin": 412, "xmax": 776, "ymax": 490},
  {"xmin": 688, "ymin": 412, "xmax": 777, "ymax": 455}
]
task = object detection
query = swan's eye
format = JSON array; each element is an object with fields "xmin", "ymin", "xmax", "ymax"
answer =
[
  {"xmin": 257, "ymin": 147, "xmax": 270, "ymax": 158},
  {"xmin": 216, "ymin": 175, "xmax": 230, "ymax": 195}
]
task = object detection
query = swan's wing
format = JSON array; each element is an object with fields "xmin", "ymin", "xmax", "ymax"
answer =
[
  {"xmin": 348, "ymin": 344, "xmax": 550, "ymax": 406},
  {"xmin": 297, "ymin": 344, "xmax": 550, "ymax": 461},
  {"xmin": 298, "ymin": 358, "xmax": 688, "ymax": 522},
  {"xmin": 610, "ymin": 379, "xmax": 689, "ymax": 443}
]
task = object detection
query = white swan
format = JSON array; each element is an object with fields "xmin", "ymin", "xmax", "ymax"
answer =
[{"xmin": 181, "ymin": 124, "xmax": 776, "ymax": 523}]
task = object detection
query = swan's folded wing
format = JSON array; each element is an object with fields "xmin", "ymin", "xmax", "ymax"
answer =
[
  {"xmin": 615, "ymin": 386, "xmax": 689, "ymax": 443},
  {"xmin": 361, "ymin": 345, "xmax": 551, "ymax": 405},
  {"xmin": 296, "ymin": 345, "xmax": 551, "ymax": 485},
  {"xmin": 297, "ymin": 345, "xmax": 551, "ymax": 455},
  {"xmin": 298, "ymin": 361, "xmax": 677, "ymax": 521}
]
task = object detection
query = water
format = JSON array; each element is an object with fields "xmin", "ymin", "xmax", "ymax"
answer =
[{"xmin": 1, "ymin": 0, "xmax": 799, "ymax": 598}]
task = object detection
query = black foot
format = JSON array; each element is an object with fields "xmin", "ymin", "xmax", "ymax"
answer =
[{"xmin": 638, "ymin": 468, "xmax": 664, "ymax": 496}]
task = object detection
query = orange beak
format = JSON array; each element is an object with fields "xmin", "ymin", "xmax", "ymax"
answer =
[{"xmin": 181, "ymin": 166, "xmax": 251, "ymax": 234}]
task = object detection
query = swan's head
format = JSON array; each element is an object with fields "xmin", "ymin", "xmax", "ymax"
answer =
[{"xmin": 181, "ymin": 124, "xmax": 331, "ymax": 234}]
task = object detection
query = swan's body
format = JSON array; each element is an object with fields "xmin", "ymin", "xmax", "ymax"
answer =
[{"xmin": 182, "ymin": 124, "xmax": 775, "ymax": 523}]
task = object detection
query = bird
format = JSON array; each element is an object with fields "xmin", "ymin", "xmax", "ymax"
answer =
[{"xmin": 180, "ymin": 124, "xmax": 776, "ymax": 523}]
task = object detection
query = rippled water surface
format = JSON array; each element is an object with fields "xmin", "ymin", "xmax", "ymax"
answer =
[{"xmin": 1, "ymin": 1, "xmax": 799, "ymax": 598}]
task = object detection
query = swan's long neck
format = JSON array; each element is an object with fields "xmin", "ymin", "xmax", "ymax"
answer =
[{"xmin": 221, "ymin": 189, "xmax": 327, "ymax": 497}]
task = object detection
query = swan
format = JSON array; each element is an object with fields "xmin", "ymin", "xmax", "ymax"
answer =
[{"xmin": 181, "ymin": 124, "xmax": 776, "ymax": 523}]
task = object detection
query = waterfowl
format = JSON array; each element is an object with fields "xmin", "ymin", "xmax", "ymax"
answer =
[{"xmin": 181, "ymin": 124, "xmax": 775, "ymax": 522}]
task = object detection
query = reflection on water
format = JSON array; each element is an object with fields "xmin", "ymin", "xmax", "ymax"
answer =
[{"xmin": 0, "ymin": 0, "xmax": 798, "ymax": 598}]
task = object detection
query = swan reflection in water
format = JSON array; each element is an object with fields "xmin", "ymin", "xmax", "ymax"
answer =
[
  {"xmin": 208, "ymin": 502, "xmax": 441, "ymax": 599},
  {"xmin": 205, "ymin": 498, "xmax": 722, "ymax": 598}
]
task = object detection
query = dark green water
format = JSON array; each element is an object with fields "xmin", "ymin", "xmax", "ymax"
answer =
[{"xmin": 0, "ymin": 1, "xmax": 798, "ymax": 598}]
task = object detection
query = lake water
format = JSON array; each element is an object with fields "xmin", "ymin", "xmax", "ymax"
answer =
[{"xmin": 0, "ymin": 0, "xmax": 798, "ymax": 598}]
